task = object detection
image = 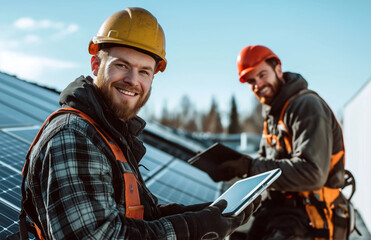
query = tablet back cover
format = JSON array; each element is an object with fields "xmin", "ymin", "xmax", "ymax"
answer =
[{"xmin": 187, "ymin": 143, "xmax": 244, "ymax": 181}]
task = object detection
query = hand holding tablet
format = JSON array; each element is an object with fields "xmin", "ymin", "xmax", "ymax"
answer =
[{"xmin": 210, "ymin": 168, "xmax": 281, "ymax": 216}]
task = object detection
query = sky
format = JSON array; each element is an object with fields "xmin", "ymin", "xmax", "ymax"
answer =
[{"xmin": 0, "ymin": 0, "xmax": 370, "ymax": 121}]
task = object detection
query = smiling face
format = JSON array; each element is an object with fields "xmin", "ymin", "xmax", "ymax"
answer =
[
  {"xmin": 242, "ymin": 60, "xmax": 284, "ymax": 105},
  {"xmin": 91, "ymin": 46, "xmax": 156, "ymax": 120}
]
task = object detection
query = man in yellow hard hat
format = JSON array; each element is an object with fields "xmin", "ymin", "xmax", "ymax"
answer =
[
  {"xmin": 18, "ymin": 8, "xmax": 259, "ymax": 239},
  {"xmin": 216, "ymin": 45, "xmax": 350, "ymax": 239}
]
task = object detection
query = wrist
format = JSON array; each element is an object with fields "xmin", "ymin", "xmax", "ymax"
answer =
[{"xmin": 167, "ymin": 214, "xmax": 192, "ymax": 239}]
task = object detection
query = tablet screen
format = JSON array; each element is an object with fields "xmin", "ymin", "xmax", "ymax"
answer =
[{"xmin": 211, "ymin": 168, "xmax": 281, "ymax": 216}]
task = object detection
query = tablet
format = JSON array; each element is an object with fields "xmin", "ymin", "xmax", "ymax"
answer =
[
  {"xmin": 187, "ymin": 143, "xmax": 246, "ymax": 181},
  {"xmin": 210, "ymin": 168, "xmax": 281, "ymax": 216}
]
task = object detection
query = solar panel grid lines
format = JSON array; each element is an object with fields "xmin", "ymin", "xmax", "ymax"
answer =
[
  {"xmin": 144, "ymin": 144, "xmax": 174, "ymax": 163},
  {"xmin": 0, "ymin": 166, "xmax": 22, "ymax": 204},
  {"xmin": 3, "ymin": 127, "xmax": 39, "ymax": 145},
  {"xmin": 0, "ymin": 86, "xmax": 58, "ymax": 114},
  {"xmin": 0, "ymin": 132, "xmax": 27, "ymax": 239},
  {"xmin": 139, "ymin": 144, "xmax": 177, "ymax": 181},
  {"xmin": 0, "ymin": 73, "xmax": 60, "ymax": 125},
  {"xmin": 167, "ymin": 160, "xmax": 220, "ymax": 191},
  {"xmin": 0, "ymin": 131, "xmax": 29, "ymax": 171},
  {"xmin": 146, "ymin": 180, "xmax": 207, "ymax": 206},
  {"xmin": 0, "ymin": 202, "xmax": 21, "ymax": 239},
  {"xmin": 158, "ymin": 170, "xmax": 218, "ymax": 201},
  {"xmin": 146, "ymin": 162, "xmax": 221, "ymax": 206},
  {"xmin": 0, "ymin": 102, "xmax": 41, "ymax": 128},
  {"xmin": 0, "ymin": 89, "xmax": 55, "ymax": 123},
  {"xmin": 0, "ymin": 132, "xmax": 26, "ymax": 238},
  {"xmin": 0, "ymin": 72, "xmax": 60, "ymax": 104},
  {"xmin": 139, "ymin": 155, "xmax": 168, "ymax": 181}
]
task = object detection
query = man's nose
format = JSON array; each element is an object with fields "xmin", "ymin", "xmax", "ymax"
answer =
[
  {"xmin": 254, "ymin": 79, "xmax": 264, "ymax": 90},
  {"xmin": 124, "ymin": 69, "xmax": 139, "ymax": 86}
]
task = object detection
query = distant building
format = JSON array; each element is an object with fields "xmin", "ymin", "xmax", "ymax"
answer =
[{"xmin": 343, "ymin": 77, "xmax": 371, "ymax": 231}]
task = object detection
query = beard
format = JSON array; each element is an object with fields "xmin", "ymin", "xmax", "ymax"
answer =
[
  {"xmin": 96, "ymin": 70, "xmax": 151, "ymax": 121},
  {"xmin": 254, "ymin": 73, "xmax": 284, "ymax": 105}
]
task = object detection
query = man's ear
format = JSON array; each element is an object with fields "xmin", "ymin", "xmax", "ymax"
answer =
[
  {"xmin": 275, "ymin": 63, "xmax": 283, "ymax": 79},
  {"xmin": 91, "ymin": 56, "xmax": 100, "ymax": 76}
]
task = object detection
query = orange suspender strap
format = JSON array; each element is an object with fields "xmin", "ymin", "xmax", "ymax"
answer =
[
  {"xmin": 57, "ymin": 108, "xmax": 144, "ymax": 219},
  {"xmin": 263, "ymin": 90, "xmax": 316, "ymax": 152},
  {"xmin": 22, "ymin": 108, "xmax": 143, "ymax": 235}
]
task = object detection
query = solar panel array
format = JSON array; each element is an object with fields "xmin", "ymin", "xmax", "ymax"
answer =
[{"xmin": 0, "ymin": 72, "xmax": 221, "ymax": 239}]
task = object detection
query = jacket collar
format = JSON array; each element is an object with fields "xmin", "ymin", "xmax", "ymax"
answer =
[
  {"xmin": 59, "ymin": 76, "xmax": 146, "ymax": 138},
  {"xmin": 262, "ymin": 72, "xmax": 308, "ymax": 118}
]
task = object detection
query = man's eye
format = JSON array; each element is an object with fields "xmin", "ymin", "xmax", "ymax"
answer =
[
  {"xmin": 117, "ymin": 64, "xmax": 128, "ymax": 69},
  {"xmin": 140, "ymin": 70, "xmax": 150, "ymax": 76}
]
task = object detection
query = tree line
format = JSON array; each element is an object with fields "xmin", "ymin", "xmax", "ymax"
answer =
[{"xmin": 147, "ymin": 95, "xmax": 264, "ymax": 135}]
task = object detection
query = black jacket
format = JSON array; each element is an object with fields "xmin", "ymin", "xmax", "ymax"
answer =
[{"xmin": 250, "ymin": 72, "xmax": 345, "ymax": 192}]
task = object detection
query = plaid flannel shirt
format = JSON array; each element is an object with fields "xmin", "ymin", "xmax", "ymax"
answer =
[{"xmin": 26, "ymin": 113, "xmax": 178, "ymax": 239}]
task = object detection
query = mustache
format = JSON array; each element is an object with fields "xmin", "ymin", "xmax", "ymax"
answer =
[
  {"xmin": 115, "ymin": 83, "xmax": 143, "ymax": 95},
  {"xmin": 254, "ymin": 86, "xmax": 265, "ymax": 94}
]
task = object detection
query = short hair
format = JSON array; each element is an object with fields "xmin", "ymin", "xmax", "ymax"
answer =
[{"xmin": 265, "ymin": 57, "xmax": 280, "ymax": 69}]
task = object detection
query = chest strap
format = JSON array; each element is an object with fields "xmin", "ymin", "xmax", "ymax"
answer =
[
  {"xmin": 20, "ymin": 108, "xmax": 143, "ymax": 239},
  {"xmin": 263, "ymin": 90, "xmax": 316, "ymax": 153}
]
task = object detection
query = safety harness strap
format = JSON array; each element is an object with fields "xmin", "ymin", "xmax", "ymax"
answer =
[
  {"xmin": 263, "ymin": 89, "xmax": 316, "ymax": 152},
  {"xmin": 20, "ymin": 108, "xmax": 143, "ymax": 239},
  {"xmin": 57, "ymin": 108, "xmax": 144, "ymax": 219}
]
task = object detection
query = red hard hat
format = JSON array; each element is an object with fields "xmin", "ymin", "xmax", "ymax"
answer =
[{"xmin": 237, "ymin": 45, "xmax": 281, "ymax": 83}]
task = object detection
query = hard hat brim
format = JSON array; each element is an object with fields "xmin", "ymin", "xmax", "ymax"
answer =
[
  {"xmin": 89, "ymin": 37, "xmax": 167, "ymax": 73},
  {"xmin": 239, "ymin": 53, "xmax": 281, "ymax": 83}
]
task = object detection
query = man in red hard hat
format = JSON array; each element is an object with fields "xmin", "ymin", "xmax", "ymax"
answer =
[
  {"xmin": 217, "ymin": 45, "xmax": 350, "ymax": 239},
  {"xmin": 237, "ymin": 45, "xmax": 283, "ymax": 105}
]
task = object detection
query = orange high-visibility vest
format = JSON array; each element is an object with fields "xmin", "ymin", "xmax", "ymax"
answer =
[
  {"xmin": 21, "ymin": 108, "xmax": 143, "ymax": 240},
  {"xmin": 263, "ymin": 90, "xmax": 345, "ymax": 240}
]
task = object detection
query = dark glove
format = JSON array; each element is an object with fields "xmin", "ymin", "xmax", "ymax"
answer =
[
  {"xmin": 158, "ymin": 202, "xmax": 212, "ymax": 217},
  {"xmin": 215, "ymin": 156, "xmax": 251, "ymax": 181},
  {"xmin": 169, "ymin": 199, "xmax": 256, "ymax": 240}
]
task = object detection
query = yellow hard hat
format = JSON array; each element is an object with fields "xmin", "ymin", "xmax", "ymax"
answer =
[{"xmin": 89, "ymin": 7, "xmax": 167, "ymax": 73}]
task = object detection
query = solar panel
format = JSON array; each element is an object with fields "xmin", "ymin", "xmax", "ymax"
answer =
[
  {"xmin": 144, "ymin": 144, "xmax": 174, "ymax": 163},
  {"xmin": 0, "ymin": 131, "xmax": 28, "ymax": 173},
  {"xmin": 0, "ymin": 89, "xmax": 56, "ymax": 123},
  {"xmin": 0, "ymin": 102, "xmax": 41, "ymax": 127},
  {"xmin": 3, "ymin": 127, "xmax": 39, "ymax": 144},
  {"xmin": 0, "ymin": 167, "xmax": 22, "ymax": 208},
  {"xmin": 140, "ymin": 155, "xmax": 168, "ymax": 180},
  {"xmin": 146, "ymin": 159, "xmax": 221, "ymax": 205},
  {"xmin": 0, "ymin": 203, "xmax": 20, "ymax": 238},
  {"xmin": 0, "ymin": 72, "xmax": 60, "ymax": 107},
  {"xmin": 167, "ymin": 160, "xmax": 218, "ymax": 190},
  {"xmin": 0, "ymin": 131, "xmax": 28, "ymax": 239}
]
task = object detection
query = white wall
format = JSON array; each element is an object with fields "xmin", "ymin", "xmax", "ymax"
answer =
[{"xmin": 343, "ymin": 78, "xmax": 371, "ymax": 230}]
